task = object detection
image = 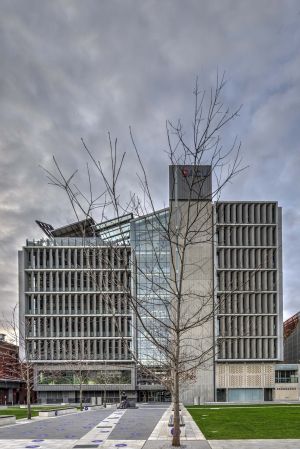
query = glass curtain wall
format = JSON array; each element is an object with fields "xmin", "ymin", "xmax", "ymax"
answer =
[{"xmin": 131, "ymin": 210, "xmax": 170, "ymax": 366}]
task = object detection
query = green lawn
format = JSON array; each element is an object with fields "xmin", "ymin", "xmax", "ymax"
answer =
[
  {"xmin": 0, "ymin": 406, "xmax": 78, "ymax": 420},
  {"xmin": 187, "ymin": 405, "xmax": 300, "ymax": 439}
]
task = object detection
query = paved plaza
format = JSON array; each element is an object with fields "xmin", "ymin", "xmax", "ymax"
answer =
[
  {"xmin": 0, "ymin": 409, "xmax": 112, "ymax": 440},
  {"xmin": 0, "ymin": 404, "xmax": 300, "ymax": 449}
]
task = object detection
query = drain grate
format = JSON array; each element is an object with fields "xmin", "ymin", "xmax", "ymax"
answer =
[{"xmin": 73, "ymin": 445, "xmax": 99, "ymax": 448}]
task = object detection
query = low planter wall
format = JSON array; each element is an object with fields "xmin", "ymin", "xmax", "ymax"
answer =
[
  {"xmin": 168, "ymin": 414, "xmax": 186, "ymax": 437},
  {"xmin": 0, "ymin": 416, "xmax": 16, "ymax": 426},
  {"xmin": 105, "ymin": 403, "xmax": 117, "ymax": 409},
  {"xmin": 39, "ymin": 407, "xmax": 77, "ymax": 417}
]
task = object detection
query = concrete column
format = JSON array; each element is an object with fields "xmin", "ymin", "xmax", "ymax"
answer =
[
  {"xmin": 269, "ymin": 338, "xmax": 274, "ymax": 358},
  {"xmin": 243, "ymin": 204, "xmax": 249, "ymax": 224},
  {"xmin": 257, "ymin": 338, "xmax": 262, "ymax": 358},
  {"xmin": 237, "ymin": 204, "xmax": 242, "ymax": 223},
  {"xmin": 263, "ymin": 338, "xmax": 268, "ymax": 358},
  {"xmin": 267, "ymin": 204, "xmax": 273, "ymax": 223}
]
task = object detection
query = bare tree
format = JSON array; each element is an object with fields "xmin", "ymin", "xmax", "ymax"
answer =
[
  {"xmin": 66, "ymin": 346, "xmax": 91, "ymax": 411},
  {"xmin": 40, "ymin": 357, "xmax": 132, "ymax": 409},
  {"xmin": 44, "ymin": 74, "xmax": 243, "ymax": 446}
]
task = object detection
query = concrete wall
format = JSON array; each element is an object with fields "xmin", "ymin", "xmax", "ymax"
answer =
[
  {"xmin": 0, "ymin": 416, "xmax": 16, "ymax": 426},
  {"xmin": 169, "ymin": 166, "xmax": 215, "ymax": 404},
  {"xmin": 274, "ymin": 384, "xmax": 299, "ymax": 401}
]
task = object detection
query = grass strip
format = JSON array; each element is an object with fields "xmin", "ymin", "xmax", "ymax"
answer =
[
  {"xmin": 187, "ymin": 405, "xmax": 300, "ymax": 439},
  {"xmin": 0, "ymin": 405, "xmax": 79, "ymax": 420}
]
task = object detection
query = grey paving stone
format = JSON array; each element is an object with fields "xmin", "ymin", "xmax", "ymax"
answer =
[
  {"xmin": 143, "ymin": 440, "xmax": 212, "ymax": 449},
  {"xmin": 0, "ymin": 410, "xmax": 112, "ymax": 440},
  {"xmin": 108, "ymin": 404, "xmax": 169, "ymax": 441}
]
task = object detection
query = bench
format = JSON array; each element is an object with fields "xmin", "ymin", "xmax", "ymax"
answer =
[
  {"xmin": 168, "ymin": 414, "xmax": 186, "ymax": 437},
  {"xmin": 38, "ymin": 407, "xmax": 77, "ymax": 417},
  {"xmin": 83, "ymin": 405, "xmax": 104, "ymax": 411},
  {"xmin": 0, "ymin": 416, "xmax": 16, "ymax": 426}
]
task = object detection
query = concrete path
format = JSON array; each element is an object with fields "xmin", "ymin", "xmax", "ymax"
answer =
[
  {"xmin": 144, "ymin": 442, "xmax": 211, "ymax": 449},
  {"xmin": 148, "ymin": 405, "xmax": 205, "ymax": 441}
]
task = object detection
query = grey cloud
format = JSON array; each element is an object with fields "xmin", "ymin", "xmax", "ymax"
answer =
[{"xmin": 0, "ymin": 0, "xmax": 299, "ymax": 319}]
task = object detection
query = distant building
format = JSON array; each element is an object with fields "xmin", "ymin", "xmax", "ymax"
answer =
[
  {"xmin": 0, "ymin": 334, "xmax": 26, "ymax": 405},
  {"xmin": 284, "ymin": 312, "xmax": 300, "ymax": 364}
]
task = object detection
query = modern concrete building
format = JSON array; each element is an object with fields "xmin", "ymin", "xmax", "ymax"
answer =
[
  {"xmin": 18, "ymin": 164, "xmax": 284, "ymax": 404},
  {"xmin": 19, "ymin": 218, "xmax": 136, "ymax": 404},
  {"xmin": 0, "ymin": 334, "xmax": 27, "ymax": 405}
]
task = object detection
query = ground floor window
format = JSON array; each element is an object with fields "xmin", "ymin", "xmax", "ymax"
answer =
[
  {"xmin": 137, "ymin": 390, "xmax": 171, "ymax": 402},
  {"xmin": 228, "ymin": 388, "xmax": 263, "ymax": 402},
  {"xmin": 38, "ymin": 369, "xmax": 131, "ymax": 385}
]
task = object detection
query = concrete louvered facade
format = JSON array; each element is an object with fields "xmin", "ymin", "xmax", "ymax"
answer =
[
  {"xmin": 215, "ymin": 201, "xmax": 283, "ymax": 402},
  {"xmin": 19, "ymin": 240, "xmax": 136, "ymax": 403},
  {"xmin": 215, "ymin": 202, "xmax": 283, "ymax": 362}
]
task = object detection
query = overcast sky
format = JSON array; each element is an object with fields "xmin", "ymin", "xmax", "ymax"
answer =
[{"xmin": 0, "ymin": 0, "xmax": 299, "ymax": 320}]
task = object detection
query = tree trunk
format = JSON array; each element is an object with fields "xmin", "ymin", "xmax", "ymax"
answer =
[
  {"xmin": 79, "ymin": 379, "xmax": 83, "ymax": 411},
  {"xmin": 26, "ymin": 367, "xmax": 32, "ymax": 420},
  {"xmin": 172, "ymin": 370, "xmax": 180, "ymax": 446},
  {"xmin": 104, "ymin": 384, "xmax": 107, "ymax": 408}
]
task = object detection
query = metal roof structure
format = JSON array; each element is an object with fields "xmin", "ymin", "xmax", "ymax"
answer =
[
  {"xmin": 94, "ymin": 213, "xmax": 133, "ymax": 244},
  {"xmin": 36, "ymin": 213, "xmax": 133, "ymax": 245},
  {"xmin": 35, "ymin": 221, "xmax": 54, "ymax": 238}
]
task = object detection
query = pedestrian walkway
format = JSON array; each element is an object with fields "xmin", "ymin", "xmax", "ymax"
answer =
[
  {"xmin": 108, "ymin": 404, "xmax": 168, "ymax": 440},
  {"xmin": 148, "ymin": 404, "xmax": 205, "ymax": 441},
  {"xmin": 0, "ymin": 408, "xmax": 112, "ymax": 440},
  {"xmin": 73, "ymin": 409, "xmax": 146, "ymax": 449}
]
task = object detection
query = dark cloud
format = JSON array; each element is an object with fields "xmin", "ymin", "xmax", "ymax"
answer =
[{"xmin": 0, "ymin": 0, "xmax": 299, "ymax": 319}]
